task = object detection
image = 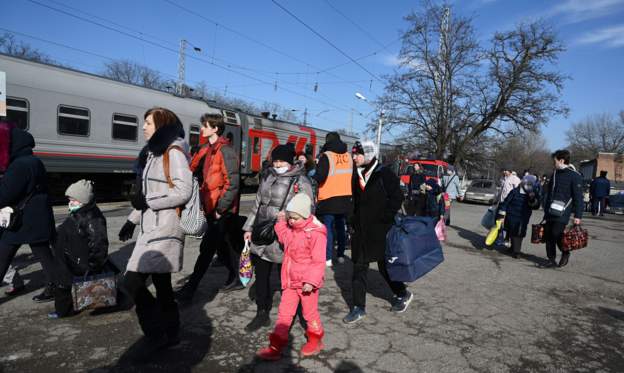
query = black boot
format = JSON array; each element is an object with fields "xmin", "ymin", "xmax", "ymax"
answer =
[
  {"xmin": 559, "ymin": 252, "xmax": 570, "ymax": 268},
  {"xmin": 220, "ymin": 278, "xmax": 244, "ymax": 293},
  {"xmin": 245, "ymin": 309, "xmax": 270, "ymax": 332},
  {"xmin": 163, "ymin": 302, "xmax": 181, "ymax": 347},
  {"xmin": 51, "ymin": 286, "xmax": 75, "ymax": 318},
  {"xmin": 33, "ymin": 283, "xmax": 55, "ymax": 303},
  {"xmin": 174, "ymin": 281, "xmax": 197, "ymax": 304},
  {"xmin": 542, "ymin": 258, "xmax": 558, "ymax": 268}
]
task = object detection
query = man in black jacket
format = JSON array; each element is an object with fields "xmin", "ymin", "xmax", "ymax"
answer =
[
  {"xmin": 313, "ymin": 132, "xmax": 353, "ymax": 266},
  {"xmin": 542, "ymin": 149, "xmax": 583, "ymax": 268}
]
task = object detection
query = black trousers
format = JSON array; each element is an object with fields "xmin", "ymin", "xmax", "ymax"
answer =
[
  {"xmin": 510, "ymin": 236, "xmax": 524, "ymax": 254},
  {"xmin": 251, "ymin": 253, "xmax": 281, "ymax": 312},
  {"xmin": 352, "ymin": 259, "xmax": 407, "ymax": 309},
  {"xmin": 0, "ymin": 241, "xmax": 55, "ymax": 285},
  {"xmin": 544, "ymin": 221, "xmax": 567, "ymax": 261},
  {"xmin": 123, "ymin": 271, "xmax": 179, "ymax": 340},
  {"xmin": 187, "ymin": 214, "xmax": 239, "ymax": 289}
]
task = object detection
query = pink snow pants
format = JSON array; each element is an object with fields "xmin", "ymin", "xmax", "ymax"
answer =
[{"xmin": 274, "ymin": 288, "xmax": 323, "ymax": 339}]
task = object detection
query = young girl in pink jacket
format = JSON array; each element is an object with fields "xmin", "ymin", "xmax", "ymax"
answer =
[{"xmin": 256, "ymin": 193, "xmax": 327, "ymax": 360}]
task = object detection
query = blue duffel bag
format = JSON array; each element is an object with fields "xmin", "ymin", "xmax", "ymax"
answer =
[{"xmin": 385, "ymin": 214, "xmax": 444, "ymax": 282}]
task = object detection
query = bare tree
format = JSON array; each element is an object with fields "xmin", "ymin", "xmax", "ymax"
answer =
[
  {"xmin": 0, "ymin": 32, "xmax": 60, "ymax": 65},
  {"xmin": 565, "ymin": 112, "xmax": 624, "ymax": 162},
  {"xmin": 378, "ymin": 2, "xmax": 568, "ymax": 168},
  {"xmin": 101, "ymin": 59, "xmax": 167, "ymax": 90},
  {"xmin": 490, "ymin": 131, "xmax": 553, "ymax": 177}
]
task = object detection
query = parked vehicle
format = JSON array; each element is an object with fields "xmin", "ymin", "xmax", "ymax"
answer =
[
  {"xmin": 607, "ymin": 193, "xmax": 624, "ymax": 215},
  {"xmin": 463, "ymin": 179, "xmax": 498, "ymax": 205}
]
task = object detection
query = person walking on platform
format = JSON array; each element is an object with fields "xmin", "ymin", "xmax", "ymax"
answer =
[
  {"xmin": 176, "ymin": 113, "xmax": 242, "ymax": 302},
  {"xmin": 49, "ymin": 180, "xmax": 109, "ymax": 318},
  {"xmin": 497, "ymin": 175, "xmax": 541, "ymax": 258},
  {"xmin": 242, "ymin": 144, "xmax": 314, "ymax": 332},
  {"xmin": 441, "ymin": 166, "xmax": 463, "ymax": 225},
  {"xmin": 343, "ymin": 141, "xmax": 411, "ymax": 324},
  {"xmin": 0, "ymin": 121, "xmax": 56, "ymax": 303},
  {"xmin": 313, "ymin": 132, "xmax": 353, "ymax": 266},
  {"xmin": 118, "ymin": 108, "xmax": 192, "ymax": 357},
  {"xmin": 590, "ymin": 171, "xmax": 610, "ymax": 216},
  {"xmin": 541, "ymin": 149, "xmax": 583, "ymax": 268},
  {"xmin": 256, "ymin": 193, "xmax": 327, "ymax": 360}
]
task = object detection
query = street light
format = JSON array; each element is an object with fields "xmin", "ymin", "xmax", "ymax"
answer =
[{"xmin": 355, "ymin": 92, "xmax": 383, "ymax": 154}]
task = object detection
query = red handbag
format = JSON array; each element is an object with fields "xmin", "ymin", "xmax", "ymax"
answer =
[
  {"xmin": 562, "ymin": 225, "xmax": 588, "ymax": 251},
  {"xmin": 531, "ymin": 224, "xmax": 545, "ymax": 244}
]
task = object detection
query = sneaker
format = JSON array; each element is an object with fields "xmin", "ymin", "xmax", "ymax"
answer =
[
  {"xmin": 342, "ymin": 306, "xmax": 366, "ymax": 324},
  {"xmin": 4, "ymin": 284, "xmax": 26, "ymax": 296},
  {"xmin": 47, "ymin": 311, "xmax": 61, "ymax": 319},
  {"xmin": 541, "ymin": 259, "xmax": 558, "ymax": 268},
  {"xmin": 337, "ymin": 257, "xmax": 345, "ymax": 264},
  {"xmin": 220, "ymin": 279, "xmax": 245, "ymax": 293},
  {"xmin": 325, "ymin": 260, "xmax": 332, "ymax": 267},
  {"xmin": 33, "ymin": 284, "xmax": 55, "ymax": 303},
  {"xmin": 391, "ymin": 291, "xmax": 413, "ymax": 313},
  {"xmin": 559, "ymin": 252, "xmax": 570, "ymax": 268}
]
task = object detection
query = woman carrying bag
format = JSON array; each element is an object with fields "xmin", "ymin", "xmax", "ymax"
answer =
[
  {"xmin": 242, "ymin": 144, "xmax": 314, "ymax": 332},
  {"xmin": 117, "ymin": 107, "xmax": 193, "ymax": 359}
]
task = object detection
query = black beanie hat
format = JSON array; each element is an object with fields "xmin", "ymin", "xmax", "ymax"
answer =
[
  {"xmin": 271, "ymin": 144, "xmax": 295, "ymax": 164},
  {"xmin": 325, "ymin": 131, "xmax": 341, "ymax": 144}
]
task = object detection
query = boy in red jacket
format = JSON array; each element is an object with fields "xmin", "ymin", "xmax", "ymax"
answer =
[{"xmin": 256, "ymin": 193, "xmax": 327, "ymax": 360}]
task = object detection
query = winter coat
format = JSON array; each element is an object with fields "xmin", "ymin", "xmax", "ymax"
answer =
[
  {"xmin": 543, "ymin": 166, "xmax": 584, "ymax": 224},
  {"xmin": 126, "ymin": 123, "xmax": 193, "ymax": 273},
  {"xmin": 590, "ymin": 176, "xmax": 611, "ymax": 198},
  {"xmin": 190, "ymin": 137, "xmax": 240, "ymax": 215},
  {"xmin": 498, "ymin": 187, "xmax": 541, "ymax": 237},
  {"xmin": 0, "ymin": 128, "xmax": 54, "ymax": 246},
  {"xmin": 313, "ymin": 140, "xmax": 353, "ymax": 215},
  {"xmin": 274, "ymin": 216, "xmax": 326, "ymax": 290},
  {"xmin": 243, "ymin": 164, "xmax": 314, "ymax": 263},
  {"xmin": 54, "ymin": 202, "xmax": 108, "ymax": 276},
  {"xmin": 442, "ymin": 173, "xmax": 463, "ymax": 200},
  {"xmin": 351, "ymin": 162, "xmax": 403, "ymax": 264},
  {"xmin": 499, "ymin": 174, "xmax": 521, "ymax": 202}
]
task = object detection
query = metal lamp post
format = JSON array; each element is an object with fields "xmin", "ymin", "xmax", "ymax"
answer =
[{"xmin": 355, "ymin": 92, "xmax": 383, "ymax": 153}]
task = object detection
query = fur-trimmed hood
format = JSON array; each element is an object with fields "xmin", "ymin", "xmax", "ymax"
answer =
[
  {"xmin": 9, "ymin": 127, "xmax": 35, "ymax": 162},
  {"xmin": 147, "ymin": 122, "xmax": 185, "ymax": 156}
]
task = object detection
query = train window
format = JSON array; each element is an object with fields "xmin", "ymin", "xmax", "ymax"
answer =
[
  {"xmin": 112, "ymin": 113, "xmax": 138, "ymax": 141},
  {"xmin": 252, "ymin": 136, "xmax": 260, "ymax": 153},
  {"xmin": 6, "ymin": 97, "xmax": 29, "ymax": 130},
  {"xmin": 58, "ymin": 105, "xmax": 90, "ymax": 136},
  {"xmin": 189, "ymin": 125, "xmax": 201, "ymax": 148},
  {"xmin": 224, "ymin": 111, "xmax": 237, "ymax": 125}
]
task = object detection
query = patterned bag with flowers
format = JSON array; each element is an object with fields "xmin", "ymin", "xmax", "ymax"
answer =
[{"xmin": 562, "ymin": 225, "xmax": 588, "ymax": 251}]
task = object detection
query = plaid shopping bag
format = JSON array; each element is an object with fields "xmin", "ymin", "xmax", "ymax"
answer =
[
  {"xmin": 71, "ymin": 272, "xmax": 117, "ymax": 311},
  {"xmin": 562, "ymin": 225, "xmax": 588, "ymax": 251}
]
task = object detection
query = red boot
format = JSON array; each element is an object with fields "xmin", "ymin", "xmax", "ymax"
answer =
[
  {"xmin": 300, "ymin": 329, "xmax": 324, "ymax": 357},
  {"xmin": 256, "ymin": 333, "xmax": 287, "ymax": 361}
]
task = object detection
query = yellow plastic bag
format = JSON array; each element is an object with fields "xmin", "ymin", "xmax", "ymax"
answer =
[{"xmin": 485, "ymin": 219, "xmax": 503, "ymax": 246}]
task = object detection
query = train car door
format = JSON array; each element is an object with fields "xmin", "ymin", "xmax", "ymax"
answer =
[{"xmin": 222, "ymin": 109, "xmax": 242, "ymax": 163}]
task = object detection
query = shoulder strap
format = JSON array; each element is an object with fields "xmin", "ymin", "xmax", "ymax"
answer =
[
  {"xmin": 162, "ymin": 145, "xmax": 186, "ymax": 217},
  {"xmin": 163, "ymin": 145, "xmax": 186, "ymax": 188},
  {"xmin": 278, "ymin": 176, "xmax": 298, "ymax": 211}
]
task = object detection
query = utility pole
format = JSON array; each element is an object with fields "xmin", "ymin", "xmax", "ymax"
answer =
[
  {"xmin": 303, "ymin": 107, "xmax": 308, "ymax": 126},
  {"xmin": 177, "ymin": 39, "xmax": 187, "ymax": 96},
  {"xmin": 349, "ymin": 108, "xmax": 354, "ymax": 135},
  {"xmin": 376, "ymin": 111, "xmax": 384, "ymax": 155}
]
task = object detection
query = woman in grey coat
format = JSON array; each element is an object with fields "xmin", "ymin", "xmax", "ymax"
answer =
[
  {"xmin": 242, "ymin": 144, "xmax": 314, "ymax": 332},
  {"xmin": 118, "ymin": 107, "xmax": 192, "ymax": 357}
]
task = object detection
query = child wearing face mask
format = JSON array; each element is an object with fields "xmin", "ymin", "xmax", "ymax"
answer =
[
  {"xmin": 496, "ymin": 175, "xmax": 542, "ymax": 258},
  {"xmin": 256, "ymin": 193, "xmax": 327, "ymax": 360},
  {"xmin": 48, "ymin": 179, "xmax": 109, "ymax": 318}
]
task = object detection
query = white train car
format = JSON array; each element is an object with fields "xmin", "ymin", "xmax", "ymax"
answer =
[{"xmin": 1, "ymin": 54, "xmax": 394, "ymax": 202}]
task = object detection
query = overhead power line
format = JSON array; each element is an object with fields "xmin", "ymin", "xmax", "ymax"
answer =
[
  {"xmin": 322, "ymin": 0, "xmax": 386, "ymax": 50},
  {"xmin": 24, "ymin": 0, "xmax": 357, "ymax": 114},
  {"xmin": 271, "ymin": 0, "xmax": 383, "ymax": 83}
]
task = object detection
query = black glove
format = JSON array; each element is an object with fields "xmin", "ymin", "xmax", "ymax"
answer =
[
  {"xmin": 130, "ymin": 191, "xmax": 148, "ymax": 211},
  {"xmin": 118, "ymin": 220, "xmax": 136, "ymax": 242}
]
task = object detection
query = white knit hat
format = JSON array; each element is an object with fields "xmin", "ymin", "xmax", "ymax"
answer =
[
  {"xmin": 360, "ymin": 140, "xmax": 378, "ymax": 163},
  {"xmin": 65, "ymin": 179, "xmax": 94, "ymax": 204},
  {"xmin": 286, "ymin": 193, "xmax": 312, "ymax": 219}
]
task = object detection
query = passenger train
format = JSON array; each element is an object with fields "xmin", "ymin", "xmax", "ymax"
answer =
[{"xmin": 0, "ymin": 54, "xmax": 393, "ymax": 202}]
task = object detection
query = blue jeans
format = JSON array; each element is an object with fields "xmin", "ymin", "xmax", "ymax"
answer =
[{"xmin": 320, "ymin": 214, "xmax": 346, "ymax": 260}]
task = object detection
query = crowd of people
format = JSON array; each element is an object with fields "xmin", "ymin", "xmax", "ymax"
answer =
[{"xmin": 0, "ymin": 107, "xmax": 600, "ymax": 362}]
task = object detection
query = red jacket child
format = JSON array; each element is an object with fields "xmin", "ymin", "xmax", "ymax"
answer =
[{"xmin": 256, "ymin": 193, "xmax": 327, "ymax": 361}]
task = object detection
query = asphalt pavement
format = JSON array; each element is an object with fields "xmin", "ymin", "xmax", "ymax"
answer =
[{"xmin": 1, "ymin": 198, "xmax": 623, "ymax": 372}]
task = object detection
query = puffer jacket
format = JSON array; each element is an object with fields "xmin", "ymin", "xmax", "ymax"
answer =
[
  {"xmin": 190, "ymin": 136, "xmax": 240, "ymax": 215},
  {"xmin": 126, "ymin": 125, "xmax": 193, "ymax": 273},
  {"xmin": 498, "ymin": 187, "xmax": 541, "ymax": 237},
  {"xmin": 275, "ymin": 216, "xmax": 326, "ymax": 290},
  {"xmin": 243, "ymin": 163, "xmax": 314, "ymax": 263},
  {"xmin": 55, "ymin": 201, "xmax": 108, "ymax": 275}
]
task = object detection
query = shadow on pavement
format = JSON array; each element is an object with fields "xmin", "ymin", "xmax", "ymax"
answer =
[
  {"xmin": 330, "ymin": 258, "xmax": 395, "ymax": 310},
  {"xmin": 598, "ymin": 306, "xmax": 624, "ymax": 322},
  {"xmin": 335, "ymin": 360, "xmax": 364, "ymax": 372}
]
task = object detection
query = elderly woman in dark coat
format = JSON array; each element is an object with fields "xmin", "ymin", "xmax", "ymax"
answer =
[
  {"xmin": 497, "ymin": 175, "xmax": 541, "ymax": 258},
  {"xmin": 0, "ymin": 123, "xmax": 56, "ymax": 303}
]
